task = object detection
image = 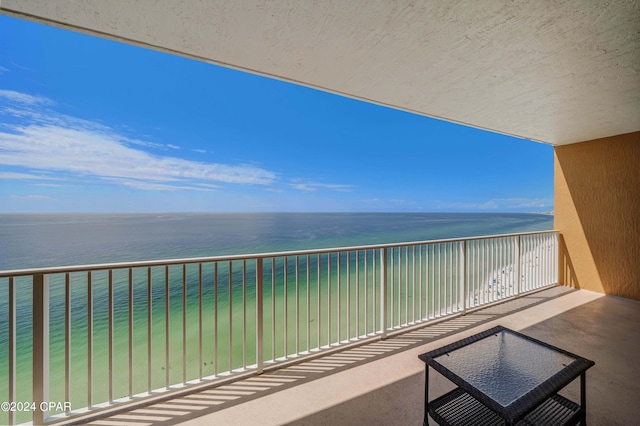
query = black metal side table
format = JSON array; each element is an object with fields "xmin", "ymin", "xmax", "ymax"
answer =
[{"xmin": 418, "ymin": 325, "xmax": 595, "ymax": 425}]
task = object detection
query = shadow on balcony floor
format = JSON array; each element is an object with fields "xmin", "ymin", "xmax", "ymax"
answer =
[{"xmin": 80, "ymin": 286, "xmax": 639, "ymax": 426}]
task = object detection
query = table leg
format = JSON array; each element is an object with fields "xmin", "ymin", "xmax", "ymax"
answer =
[
  {"xmin": 424, "ymin": 365, "xmax": 429, "ymax": 426},
  {"xmin": 581, "ymin": 371, "xmax": 587, "ymax": 425}
]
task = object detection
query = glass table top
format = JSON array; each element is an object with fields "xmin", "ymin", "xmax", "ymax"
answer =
[{"xmin": 433, "ymin": 330, "xmax": 576, "ymax": 407}]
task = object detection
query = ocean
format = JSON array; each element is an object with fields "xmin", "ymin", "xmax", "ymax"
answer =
[
  {"xmin": 0, "ymin": 212, "xmax": 553, "ymax": 421},
  {"xmin": 0, "ymin": 212, "xmax": 553, "ymax": 270}
]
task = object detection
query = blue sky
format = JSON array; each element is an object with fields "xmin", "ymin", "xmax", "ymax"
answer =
[{"xmin": 0, "ymin": 14, "xmax": 553, "ymax": 213}]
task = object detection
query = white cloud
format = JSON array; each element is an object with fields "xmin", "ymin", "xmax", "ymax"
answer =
[
  {"xmin": 496, "ymin": 198, "xmax": 552, "ymax": 209},
  {"xmin": 0, "ymin": 91, "xmax": 279, "ymax": 191},
  {"xmin": 0, "ymin": 90, "xmax": 54, "ymax": 106},
  {"xmin": 106, "ymin": 177, "xmax": 215, "ymax": 191},
  {"xmin": 9, "ymin": 194, "xmax": 52, "ymax": 201},
  {"xmin": 0, "ymin": 171, "xmax": 64, "ymax": 181},
  {"xmin": 389, "ymin": 199, "xmax": 417, "ymax": 206},
  {"xmin": 432, "ymin": 197, "xmax": 552, "ymax": 211},
  {"xmin": 0, "ymin": 124, "xmax": 277, "ymax": 186},
  {"xmin": 289, "ymin": 180, "xmax": 353, "ymax": 192},
  {"xmin": 0, "ymin": 66, "xmax": 9, "ymax": 75}
]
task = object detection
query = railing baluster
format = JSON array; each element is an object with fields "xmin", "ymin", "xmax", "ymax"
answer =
[
  {"xmin": 453, "ymin": 242, "xmax": 458, "ymax": 310},
  {"xmin": 347, "ymin": 251, "xmax": 351, "ymax": 340},
  {"xmin": 488, "ymin": 239, "xmax": 493, "ymax": 301},
  {"xmin": 380, "ymin": 248, "xmax": 388, "ymax": 338},
  {"xmin": 390, "ymin": 248, "xmax": 394, "ymax": 328},
  {"xmin": 411, "ymin": 246, "xmax": 416, "ymax": 323},
  {"xmin": 147, "ymin": 267, "xmax": 152, "ymax": 393},
  {"xmin": 32, "ymin": 273, "xmax": 49, "ymax": 425},
  {"xmin": 532, "ymin": 234, "xmax": 538, "ymax": 289},
  {"xmin": 128, "ymin": 268, "xmax": 133, "ymax": 397},
  {"xmin": 284, "ymin": 257, "xmax": 288, "ymax": 356},
  {"xmin": 373, "ymin": 250, "xmax": 377, "ymax": 333},
  {"xmin": 449, "ymin": 242, "xmax": 453, "ymax": 313},
  {"xmin": 497, "ymin": 238, "xmax": 501, "ymax": 297},
  {"xmin": 108, "ymin": 269, "xmax": 114, "ymax": 403},
  {"xmin": 271, "ymin": 258, "xmax": 276, "ymax": 361},
  {"xmin": 306, "ymin": 254, "xmax": 311, "ymax": 352},
  {"xmin": 472, "ymin": 241, "xmax": 476, "ymax": 303},
  {"xmin": 365, "ymin": 250, "xmax": 369, "ymax": 334},
  {"xmin": 214, "ymin": 262, "xmax": 219, "ymax": 376},
  {"xmin": 337, "ymin": 252, "xmax": 341, "ymax": 343},
  {"xmin": 444, "ymin": 243, "xmax": 449, "ymax": 314},
  {"xmin": 243, "ymin": 260, "xmax": 247, "ymax": 369},
  {"xmin": 420, "ymin": 244, "xmax": 427, "ymax": 321},
  {"xmin": 544, "ymin": 233, "xmax": 549, "ymax": 285},
  {"xmin": 538, "ymin": 233, "xmax": 543, "ymax": 287},
  {"xmin": 8, "ymin": 277, "xmax": 16, "ymax": 426},
  {"xmin": 437, "ymin": 244, "xmax": 441, "ymax": 317},
  {"xmin": 296, "ymin": 255, "xmax": 300, "ymax": 354},
  {"xmin": 198, "ymin": 263, "xmax": 203, "ymax": 380},
  {"xmin": 515, "ymin": 236, "xmax": 521, "ymax": 296},
  {"xmin": 228, "ymin": 261, "xmax": 233, "ymax": 372},
  {"xmin": 477, "ymin": 240, "xmax": 482, "ymax": 306},
  {"xmin": 487, "ymin": 239, "xmax": 492, "ymax": 302},
  {"xmin": 317, "ymin": 253, "xmax": 321, "ymax": 349},
  {"xmin": 327, "ymin": 253, "xmax": 331, "ymax": 345},
  {"xmin": 492, "ymin": 238, "xmax": 496, "ymax": 301},
  {"xmin": 87, "ymin": 271, "xmax": 93, "ymax": 408},
  {"xmin": 356, "ymin": 250, "xmax": 360, "ymax": 335},
  {"xmin": 256, "ymin": 258, "xmax": 264, "ymax": 374},
  {"xmin": 404, "ymin": 246, "xmax": 409, "ymax": 325},
  {"xmin": 65, "ymin": 273, "xmax": 71, "ymax": 413},
  {"xmin": 453, "ymin": 242, "xmax": 457, "ymax": 310},
  {"xmin": 398, "ymin": 247, "xmax": 402, "ymax": 326},
  {"xmin": 165, "ymin": 265, "xmax": 170, "ymax": 389},
  {"xmin": 461, "ymin": 241, "xmax": 467, "ymax": 314},
  {"xmin": 524, "ymin": 236, "xmax": 529, "ymax": 291},
  {"xmin": 183, "ymin": 264, "xmax": 187, "ymax": 384}
]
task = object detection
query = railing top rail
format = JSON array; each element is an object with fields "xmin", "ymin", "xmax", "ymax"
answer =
[{"xmin": 0, "ymin": 229, "xmax": 558, "ymax": 278}]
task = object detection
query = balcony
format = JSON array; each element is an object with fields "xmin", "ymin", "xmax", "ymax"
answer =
[
  {"xmin": 0, "ymin": 228, "xmax": 618, "ymax": 425},
  {"xmin": 1, "ymin": 230, "xmax": 567, "ymax": 425},
  {"xmin": 3, "ymin": 229, "xmax": 638, "ymax": 425},
  {"xmin": 0, "ymin": 235, "xmax": 638, "ymax": 425}
]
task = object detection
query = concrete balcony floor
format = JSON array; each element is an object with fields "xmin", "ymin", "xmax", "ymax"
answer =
[{"xmin": 82, "ymin": 286, "xmax": 640, "ymax": 426}]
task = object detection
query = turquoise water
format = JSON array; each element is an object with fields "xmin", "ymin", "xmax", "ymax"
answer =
[{"xmin": 0, "ymin": 213, "xmax": 553, "ymax": 422}]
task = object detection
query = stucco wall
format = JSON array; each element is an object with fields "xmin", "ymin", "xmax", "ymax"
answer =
[{"xmin": 555, "ymin": 131, "xmax": 640, "ymax": 300}]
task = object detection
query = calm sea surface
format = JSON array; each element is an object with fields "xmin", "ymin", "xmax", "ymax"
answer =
[{"xmin": 0, "ymin": 212, "xmax": 553, "ymax": 270}]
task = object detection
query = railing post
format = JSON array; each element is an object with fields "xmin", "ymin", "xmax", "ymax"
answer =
[
  {"xmin": 460, "ymin": 241, "xmax": 467, "ymax": 315},
  {"xmin": 256, "ymin": 258, "xmax": 264, "ymax": 374},
  {"xmin": 380, "ymin": 248, "xmax": 388, "ymax": 339},
  {"xmin": 515, "ymin": 235, "xmax": 521, "ymax": 296},
  {"xmin": 554, "ymin": 231, "xmax": 559, "ymax": 285},
  {"xmin": 9, "ymin": 277, "xmax": 16, "ymax": 426},
  {"xmin": 33, "ymin": 273, "xmax": 50, "ymax": 425}
]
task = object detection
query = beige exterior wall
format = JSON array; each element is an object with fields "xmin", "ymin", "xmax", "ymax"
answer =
[{"xmin": 555, "ymin": 131, "xmax": 640, "ymax": 300}]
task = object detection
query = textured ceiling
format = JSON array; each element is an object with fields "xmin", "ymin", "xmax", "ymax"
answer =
[{"xmin": 2, "ymin": 0, "xmax": 639, "ymax": 145}]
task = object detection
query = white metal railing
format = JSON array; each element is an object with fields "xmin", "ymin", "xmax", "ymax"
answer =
[{"xmin": 0, "ymin": 230, "xmax": 558, "ymax": 424}]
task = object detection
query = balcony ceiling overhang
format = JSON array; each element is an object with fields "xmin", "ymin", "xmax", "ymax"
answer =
[{"xmin": 2, "ymin": 0, "xmax": 639, "ymax": 145}]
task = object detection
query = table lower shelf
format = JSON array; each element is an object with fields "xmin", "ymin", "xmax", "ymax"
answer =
[{"xmin": 429, "ymin": 388, "xmax": 581, "ymax": 426}]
